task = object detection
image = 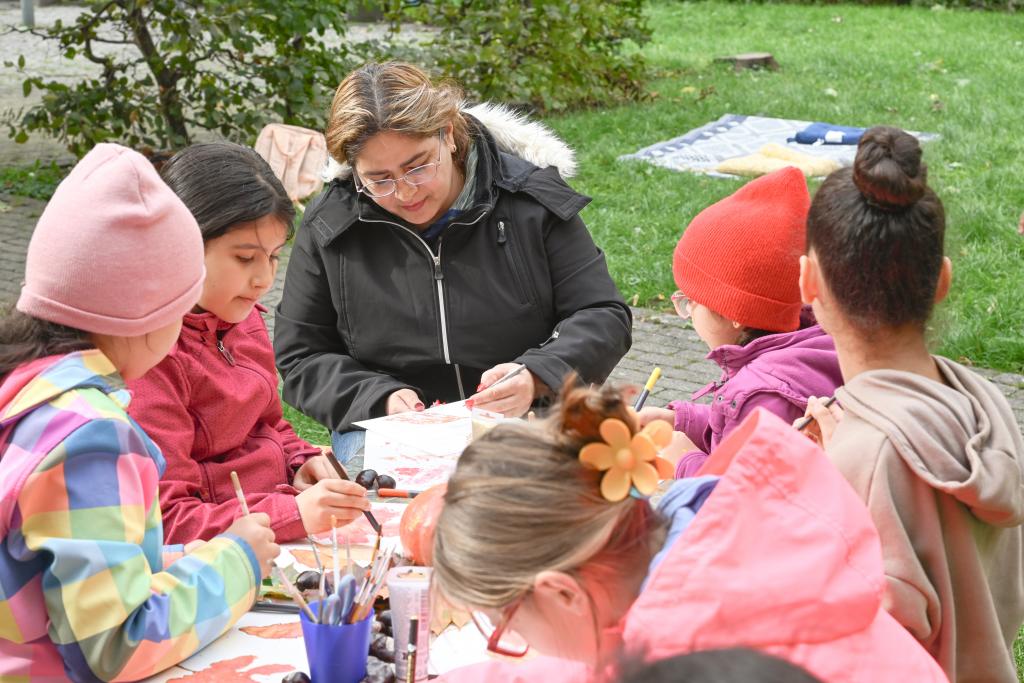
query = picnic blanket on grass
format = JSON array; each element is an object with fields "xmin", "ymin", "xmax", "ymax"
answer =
[{"xmin": 620, "ymin": 114, "xmax": 937, "ymax": 179}]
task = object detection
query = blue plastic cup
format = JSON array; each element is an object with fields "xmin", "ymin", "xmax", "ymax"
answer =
[{"xmin": 299, "ymin": 602, "xmax": 374, "ymax": 683}]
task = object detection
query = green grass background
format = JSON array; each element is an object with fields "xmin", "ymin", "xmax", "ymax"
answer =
[{"xmin": 549, "ymin": 0, "xmax": 1024, "ymax": 373}]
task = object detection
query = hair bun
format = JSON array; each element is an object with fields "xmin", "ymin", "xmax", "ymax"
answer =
[
  {"xmin": 554, "ymin": 378, "xmax": 635, "ymax": 450},
  {"xmin": 852, "ymin": 126, "xmax": 928, "ymax": 212}
]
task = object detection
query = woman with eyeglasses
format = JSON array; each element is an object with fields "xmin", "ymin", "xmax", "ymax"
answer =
[
  {"xmin": 429, "ymin": 382, "xmax": 947, "ymax": 683},
  {"xmin": 274, "ymin": 62, "xmax": 631, "ymax": 461},
  {"xmin": 635, "ymin": 167, "xmax": 841, "ymax": 478}
]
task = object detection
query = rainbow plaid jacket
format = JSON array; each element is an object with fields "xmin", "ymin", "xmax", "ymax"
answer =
[{"xmin": 0, "ymin": 350, "xmax": 261, "ymax": 682}]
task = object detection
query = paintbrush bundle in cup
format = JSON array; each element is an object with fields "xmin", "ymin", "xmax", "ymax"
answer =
[{"xmin": 349, "ymin": 544, "xmax": 395, "ymax": 624}]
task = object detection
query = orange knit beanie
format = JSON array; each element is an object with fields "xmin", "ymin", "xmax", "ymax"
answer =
[{"xmin": 672, "ymin": 166, "xmax": 810, "ymax": 333}]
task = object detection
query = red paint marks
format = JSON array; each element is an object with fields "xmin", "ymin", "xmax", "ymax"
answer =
[
  {"xmin": 307, "ymin": 505, "xmax": 404, "ymax": 550},
  {"xmin": 165, "ymin": 656, "xmax": 293, "ymax": 682}
]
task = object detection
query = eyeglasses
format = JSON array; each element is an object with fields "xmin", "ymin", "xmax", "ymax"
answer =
[
  {"xmin": 671, "ymin": 290, "xmax": 692, "ymax": 319},
  {"xmin": 354, "ymin": 130, "xmax": 444, "ymax": 198},
  {"xmin": 471, "ymin": 594, "xmax": 530, "ymax": 658}
]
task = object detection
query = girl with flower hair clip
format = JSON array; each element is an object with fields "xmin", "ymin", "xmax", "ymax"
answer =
[{"xmin": 429, "ymin": 381, "xmax": 946, "ymax": 683}]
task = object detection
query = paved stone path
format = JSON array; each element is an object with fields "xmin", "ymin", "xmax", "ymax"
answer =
[{"xmin": 3, "ymin": 191, "xmax": 1022, "ymax": 428}]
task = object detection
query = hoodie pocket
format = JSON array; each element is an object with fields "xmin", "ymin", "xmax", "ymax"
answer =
[{"xmin": 497, "ymin": 220, "xmax": 534, "ymax": 306}]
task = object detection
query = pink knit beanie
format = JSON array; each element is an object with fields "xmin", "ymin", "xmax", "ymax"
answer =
[{"xmin": 17, "ymin": 143, "xmax": 205, "ymax": 336}]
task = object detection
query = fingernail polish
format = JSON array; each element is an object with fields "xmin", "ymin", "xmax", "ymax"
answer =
[
  {"xmin": 414, "ymin": 402, "xmax": 425, "ymax": 411},
  {"xmin": 476, "ymin": 383, "xmax": 486, "ymax": 392}
]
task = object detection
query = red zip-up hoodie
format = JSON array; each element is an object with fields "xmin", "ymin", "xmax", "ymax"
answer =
[{"xmin": 127, "ymin": 305, "xmax": 320, "ymax": 544}]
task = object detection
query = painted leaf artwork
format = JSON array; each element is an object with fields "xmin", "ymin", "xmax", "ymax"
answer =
[
  {"xmin": 142, "ymin": 612, "xmax": 308, "ymax": 682},
  {"xmin": 163, "ymin": 656, "xmax": 292, "ymax": 682},
  {"xmin": 239, "ymin": 622, "xmax": 303, "ymax": 639}
]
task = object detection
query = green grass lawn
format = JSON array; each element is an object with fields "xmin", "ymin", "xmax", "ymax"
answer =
[{"xmin": 546, "ymin": 0, "xmax": 1024, "ymax": 373}]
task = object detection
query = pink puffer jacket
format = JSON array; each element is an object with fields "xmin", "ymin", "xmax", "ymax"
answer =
[{"xmin": 437, "ymin": 410, "xmax": 948, "ymax": 682}]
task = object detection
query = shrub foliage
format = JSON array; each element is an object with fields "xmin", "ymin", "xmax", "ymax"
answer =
[
  {"xmin": 4, "ymin": 0, "xmax": 652, "ymax": 157},
  {"xmin": 4, "ymin": 0, "xmax": 376, "ymax": 156}
]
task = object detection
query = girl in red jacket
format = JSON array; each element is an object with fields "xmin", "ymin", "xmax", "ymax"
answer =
[{"xmin": 128, "ymin": 142, "xmax": 370, "ymax": 544}]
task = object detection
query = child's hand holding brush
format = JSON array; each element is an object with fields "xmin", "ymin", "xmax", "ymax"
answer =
[
  {"xmin": 795, "ymin": 396, "xmax": 844, "ymax": 448},
  {"xmin": 225, "ymin": 514, "xmax": 279, "ymax": 578},
  {"xmin": 296, "ymin": 480, "xmax": 370, "ymax": 535}
]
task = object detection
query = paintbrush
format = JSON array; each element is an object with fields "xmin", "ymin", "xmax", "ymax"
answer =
[
  {"xmin": 345, "ymin": 535, "xmax": 354, "ymax": 578},
  {"xmin": 350, "ymin": 544, "xmax": 386, "ymax": 623},
  {"xmin": 406, "ymin": 615, "xmax": 419, "ymax": 683},
  {"xmin": 322, "ymin": 448, "xmax": 382, "ymax": 534},
  {"xmin": 633, "ymin": 367, "xmax": 662, "ymax": 411},
  {"xmin": 274, "ymin": 567, "xmax": 318, "ymax": 623},
  {"xmin": 350, "ymin": 545, "xmax": 394, "ymax": 623},
  {"xmin": 477, "ymin": 364, "xmax": 527, "ymax": 393},
  {"xmin": 369, "ymin": 489, "xmax": 424, "ymax": 500},
  {"xmin": 303, "ymin": 537, "xmax": 327, "ymax": 623},
  {"xmin": 230, "ymin": 471, "xmax": 250, "ymax": 516},
  {"xmin": 367, "ymin": 530, "xmax": 382, "ymax": 577},
  {"xmin": 794, "ymin": 396, "xmax": 838, "ymax": 432},
  {"xmin": 330, "ymin": 516, "xmax": 343, "ymax": 623}
]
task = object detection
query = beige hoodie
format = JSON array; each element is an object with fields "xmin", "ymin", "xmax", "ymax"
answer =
[{"xmin": 827, "ymin": 355, "xmax": 1024, "ymax": 682}]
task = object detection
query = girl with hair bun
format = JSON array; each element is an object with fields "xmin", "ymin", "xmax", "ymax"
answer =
[
  {"xmin": 429, "ymin": 382, "xmax": 946, "ymax": 683},
  {"xmin": 800, "ymin": 126, "xmax": 1024, "ymax": 682}
]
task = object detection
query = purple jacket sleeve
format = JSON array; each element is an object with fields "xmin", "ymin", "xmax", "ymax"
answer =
[
  {"xmin": 669, "ymin": 394, "xmax": 804, "ymax": 478},
  {"xmin": 668, "ymin": 400, "xmax": 713, "ymax": 479},
  {"xmin": 725, "ymin": 392, "xmax": 804, "ymax": 445},
  {"xmin": 668, "ymin": 399, "xmax": 713, "ymax": 451}
]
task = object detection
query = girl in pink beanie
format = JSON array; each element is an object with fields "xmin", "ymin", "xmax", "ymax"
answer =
[
  {"xmin": 637, "ymin": 167, "xmax": 843, "ymax": 477},
  {"xmin": 127, "ymin": 142, "xmax": 370, "ymax": 545},
  {"xmin": 0, "ymin": 143, "xmax": 279, "ymax": 681}
]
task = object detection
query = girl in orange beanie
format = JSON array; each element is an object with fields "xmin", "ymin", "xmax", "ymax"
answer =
[{"xmin": 638, "ymin": 166, "xmax": 842, "ymax": 477}]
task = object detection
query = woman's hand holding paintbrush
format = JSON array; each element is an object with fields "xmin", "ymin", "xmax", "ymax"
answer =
[
  {"xmin": 795, "ymin": 395, "xmax": 843, "ymax": 448},
  {"xmin": 469, "ymin": 362, "xmax": 542, "ymax": 418}
]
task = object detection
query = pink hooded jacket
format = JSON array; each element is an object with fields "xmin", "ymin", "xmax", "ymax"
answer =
[
  {"xmin": 127, "ymin": 305, "xmax": 320, "ymax": 544},
  {"xmin": 436, "ymin": 411, "xmax": 948, "ymax": 683}
]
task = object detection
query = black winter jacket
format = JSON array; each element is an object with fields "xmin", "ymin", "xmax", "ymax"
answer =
[{"xmin": 274, "ymin": 114, "xmax": 632, "ymax": 431}]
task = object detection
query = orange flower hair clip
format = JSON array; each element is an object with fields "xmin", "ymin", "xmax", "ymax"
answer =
[{"xmin": 579, "ymin": 418, "xmax": 675, "ymax": 502}]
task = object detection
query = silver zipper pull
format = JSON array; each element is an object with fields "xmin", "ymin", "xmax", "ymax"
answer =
[
  {"xmin": 497, "ymin": 221, "xmax": 507, "ymax": 245},
  {"xmin": 433, "ymin": 255, "xmax": 443, "ymax": 280},
  {"xmin": 216, "ymin": 339, "xmax": 236, "ymax": 366}
]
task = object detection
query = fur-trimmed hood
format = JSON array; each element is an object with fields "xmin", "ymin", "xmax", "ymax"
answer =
[{"xmin": 323, "ymin": 102, "xmax": 577, "ymax": 181}]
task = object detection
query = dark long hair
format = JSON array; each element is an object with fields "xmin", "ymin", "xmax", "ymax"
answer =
[
  {"xmin": 159, "ymin": 142, "xmax": 295, "ymax": 241},
  {"xmin": 807, "ymin": 126, "xmax": 945, "ymax": 333},
  {"xmin": 0, "ymin": 302, "xmax": 93, "ymax": 381},
  {"xmin": 618, "ymin": 648, "xmax": 825, "ymax": 683}
]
